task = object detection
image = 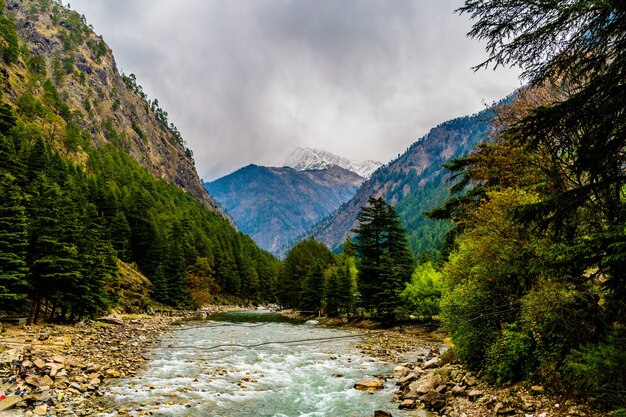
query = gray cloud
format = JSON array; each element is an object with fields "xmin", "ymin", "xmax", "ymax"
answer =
[{"xmin": 71, "ymin": 0, "xmax": 522, "ymax": 181}]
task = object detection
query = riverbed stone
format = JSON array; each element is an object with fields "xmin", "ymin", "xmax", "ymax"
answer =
[
  {"xmin": 354, "ymin": 380, "xmax": 384, "ymax": 390},
  {"xmin": 423, "ymin": 357, "xmax": 440, "ymax": 369},
  {"xmin": 399, "ymin": 399, "xmax": 416, "ymax": 409},
  {"xmin": 393, "ymin": 365, "xmax": 411, "ymax": 378},
  {"xmin": 468, "ymin": 389, "xmax": 483, "ymax": 400},
  {"xmin": 33, "ymin": 404, "xmax": 47, "ymax": 416}
]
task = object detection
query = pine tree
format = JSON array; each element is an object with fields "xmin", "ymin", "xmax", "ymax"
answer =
[
  {"xmin": 0, "ymin": 173, "xmax": 29, "ymax": 310},
  {"xmin": 27, "ymin": 179, "xmax": 81, "ymax": 323},
  {"xmin": 300, "ymin": 263, "xmax": 325, "ymax": 313},
  {"xmin": 353, "ymin": 197, "xmax": 414, "ymax": 320}
]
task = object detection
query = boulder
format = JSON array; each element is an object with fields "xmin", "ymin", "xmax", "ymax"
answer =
[
  {"xmin": 398, "ymin": 399, "xmax": 415, "ymax": 410},
  {"xmin": 374, "ymin": 411, "xmax": 392, "ymax": 417},
  {"xmin": 34, "ymin": 404, "xmax": 48, "ymax": 416},
  {"xmin": 451, "ymin": 385, "xmax": 465, "ymax": 396},
  {"xmin": 98, "ymin": 316, "xmax": 124, "ymax": 325},
  {"xmin": 530, "ymin": 385, "xmax": 544, "ymax": 395},
  {"xmin": 397, "ymin": 372, "xmax": 417, "ymax": 385},
  {"xmin": 468, "ymin": 389, "xmax": 483, "ymax": 400},
  {"xmin": 407, "ymin": 372, "xmax": 448, "ymax": 396},
  {"xmin": 392, "ymin": 365, "xmax": 411, "ymax": 378},
  {"xmin": 354, "ymin": 380, "xmax": 384, "ymax": 391},
  {"xmin": 463, "ymin": 374, "xmax": 478, "ymax": 387},
  {"xmin": 421, "ymin": 391, "xmax": 447, "ymax": 411},
  {"xmin": 0, "ymin": 396, "xmax": 25, "ymax": 411},
  {"xmin": 423, "ymin": 357, "xmax": 440, "ymax": 370}
]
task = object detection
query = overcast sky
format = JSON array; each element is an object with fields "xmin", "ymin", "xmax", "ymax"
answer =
[{"xmin": 71, "ymin": 0, "xmax": 522, "ymax": 181}]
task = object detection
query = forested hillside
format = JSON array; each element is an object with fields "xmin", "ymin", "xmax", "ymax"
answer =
[
  {"xmin": 206, "ymin": 164, "xmax": 363, "ymax": 256},
  {"xmin": 311, "ymin": 107, "xmax": 495, "ymax": 259},
  {"xmin": 0, "ymin": 0, "xmax": 279, "ymax": 321}
]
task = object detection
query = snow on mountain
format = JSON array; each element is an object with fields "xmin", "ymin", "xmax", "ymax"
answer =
[{"xmin": 283, "ymin": 147, "xmax": 382, "ymax": 179}]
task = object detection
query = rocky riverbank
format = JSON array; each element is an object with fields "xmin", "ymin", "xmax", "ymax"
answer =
[
  {"xmin": 0, "ymin": 309, "xmax": 232, "ymax": 416},
  {"xmin": 276, "ymin": 310, "xmax": 603, "ymax": 417}
]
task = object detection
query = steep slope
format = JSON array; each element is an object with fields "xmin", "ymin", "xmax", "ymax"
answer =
[
  {"xmin": 310, "ymin": 107, "xmax": 495, "ymax": 257},
  {"xmin": 284, "ymin": 147, "xmax": 382, "ymax": 178},
  {"xmin": 6, "ymin": 0, "xmax": 219, "ymax": 212},
  {"xmin": 205, "ymin": 164, "xmax": 364, "ymax": 256},
  {"xmin": 0, "ymin": 0, "xmax": 278, "ymax": 317}
]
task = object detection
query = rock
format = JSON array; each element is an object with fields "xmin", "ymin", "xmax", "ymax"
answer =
[
  {"xmin": 397, "ymin": 372, "xmax": 417, "ymax": 385},
  {"xmin": 374, "ymin": 411, "xmax": 392, "ymax": 417},
  {"xmin": 393, "ymin": 365, "xmax": 411, "ymax": 378},
  {"xmin": 34, "ymin": 404, "xmax": 48, "ymax": 416},
  {"xmin": 451, "ymin": 385, "xmax": 465, "ymax": 396},
  {"xmin": 98, "ymin": 316, "xmax": 124, "ymax": 325},
  {"xmin": 398, "ymin": 399, "xmax": 415, "ymax": 410},
  {"xmin": 354, "ymin": 380, "xmax": 384, "ymax": 391},
  {"xmin": 24, "ymin": 376, "xmax": 42, "ymax": 387},
  {"xmin": 423, "ymin": 357, "xmax": 440, "ymax": 369},
  {"xmin": 33, "ymin": 358, "xmax": 46, "ymax": 369},
  {"xmin": 407, "ymin": 372, "xmax": 447, "ymax": 396},
  {"xmin": 468, "ymin": 389, "xmax": 483, "ymax": 400},
  {"xmin": 530, "ymin": 385, "xmax": 544, "ymax": 395},
  {"xmin": 53, "ymin": 355, "xmax": 66, "ymax": 364},
  {"xmin": 0, "ymin": 396, "xmax": 25, "ymax": 411},
  {"xmin": 420, "ymin": 391, "xmax": 447, "ymax": 411},
  {"xmin": 463, "ymin": 374, "xmax": 478, "ymax": 387}
]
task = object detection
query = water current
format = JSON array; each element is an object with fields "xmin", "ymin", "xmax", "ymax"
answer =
[{"xmin": 99, "ymin": 310, "xmax": 429, "ymax": 417}]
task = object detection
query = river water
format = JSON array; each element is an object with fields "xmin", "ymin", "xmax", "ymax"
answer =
[{"xmin": 99, "ymin": 311, "xmax": 429, "ymax": 417}]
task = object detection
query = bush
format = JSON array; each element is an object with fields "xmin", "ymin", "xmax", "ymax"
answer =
[{"xmin": 563, "ymin": 329, "xmax": 626, "ymax": 409}]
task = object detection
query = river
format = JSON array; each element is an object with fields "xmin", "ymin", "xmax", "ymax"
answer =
[{"xmin": 98, "ymin": 310, "xmax": 430, "ymax": 417}]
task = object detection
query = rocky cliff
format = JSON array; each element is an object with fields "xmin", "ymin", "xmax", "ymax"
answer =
[{"xmin": 4, "ymin": 0, "xmax": 219, "ymax": 212}]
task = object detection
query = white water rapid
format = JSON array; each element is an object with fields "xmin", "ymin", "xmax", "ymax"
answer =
[{"xmin": 98, "ymin": 311, "xmax": 430, "ymax": 417}]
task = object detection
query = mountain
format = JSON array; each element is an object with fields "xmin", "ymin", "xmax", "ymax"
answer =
[
  {"xmin": 0, "ymin": 0, "xmax": 279, "ymax": 317},
  {"xmin": 310, "ymin": 106, "xmax": 496, "ymax": 257},
  {"xmin": 8, "ymin": 0, "xmax": 219, "ymax": 213},
  {"xmin": 205, "ymin": 164, "xmax": 364, "ymax": 256},
  {"xmin": 284, "ymin": 147, "xmax": 382, "ymax": 178}
]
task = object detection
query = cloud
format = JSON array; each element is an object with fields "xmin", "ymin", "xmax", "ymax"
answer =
[{"xmin": 71, "ymin": 0, "xmax": 522, "ymax": 181}]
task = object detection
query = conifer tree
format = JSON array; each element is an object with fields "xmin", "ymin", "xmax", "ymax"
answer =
[
  {"xmin": 0, "ymin": 173, "xmax": 29, "ymax": 309},
  {"xmin": 353, "ymin": 197, "xmax": 414, "ymax": 320},
  {"xmin": 300, "ymin": 263, "xmax": 325, "ymax": 313}
]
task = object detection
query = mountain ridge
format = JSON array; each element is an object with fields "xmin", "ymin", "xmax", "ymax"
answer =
[
  {"xmin": 205, "ymin": 163, "xmax": 364, "ymax": 256},
  {"xmin": 284, "ymin": 147, "xmax": 382, "ymax": 179},
  {"xmin": 308, "ymin": 106, "xmax": 496, "ymax": 257}
]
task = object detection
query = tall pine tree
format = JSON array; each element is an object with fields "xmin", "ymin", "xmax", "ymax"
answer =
[{"xmin": 353, "ymin": 197, "xmax": 414, "ymax": 320}]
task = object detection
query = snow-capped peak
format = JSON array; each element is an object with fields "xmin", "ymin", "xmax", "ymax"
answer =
[{"xmin": 283, "ymin": 147, "xmax": 382, "ymax": 179}]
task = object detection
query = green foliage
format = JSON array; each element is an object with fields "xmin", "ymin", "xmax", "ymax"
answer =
[
  {"xmin": 300, "ymin": 263, "xmax": 325, "ymax": 312},
  {"xmin": 0, "ymin": 172, "xmax": 29, "ymax": 310},
  {"xmin": 400, "ymin": 261, "xmax": 443, "ymax": 320},
  {"xmin": 279, "ymin": 237, "xmax": 334, "ymax": 309},
  {"xmin": 353, "ymin": 197, "xmax": 414, "ymax": 320},
  {"xmin": 0, "ymin": 12, "xmax": 19, "ymax": 64},
  {"xmin": 27, "ymin": 54, "xmax": 47, "ymax": 78},
  {"xmin": 563, "ymin": 329, "xmax": 626, "ymax": 408},
  {"xmin": 432, "ymin": 0, "xmax": 626, "ymax": 408}
]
